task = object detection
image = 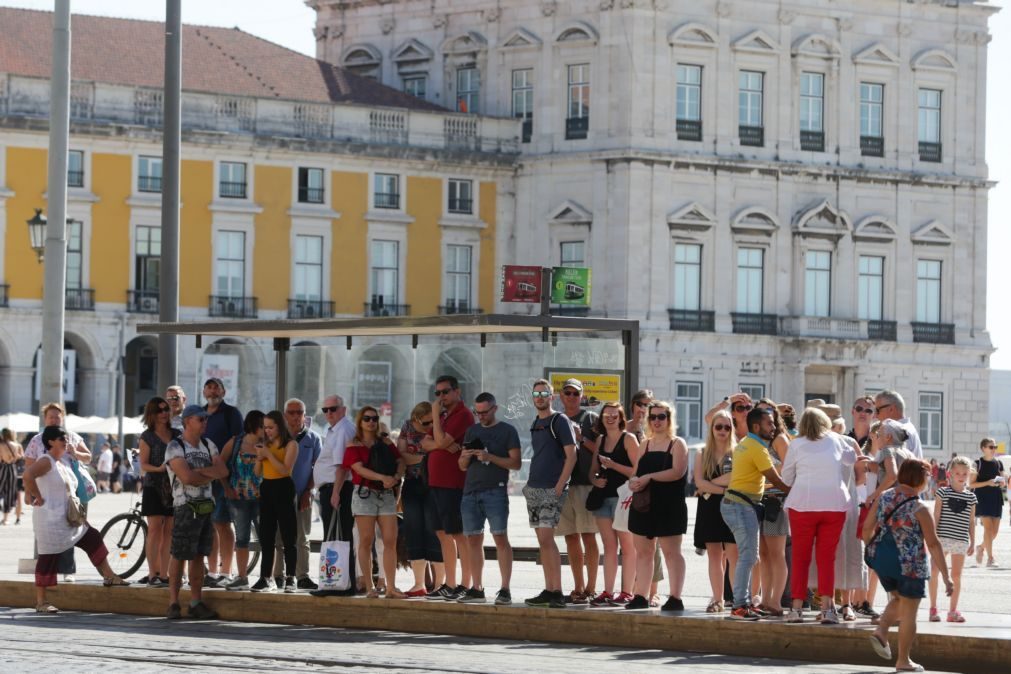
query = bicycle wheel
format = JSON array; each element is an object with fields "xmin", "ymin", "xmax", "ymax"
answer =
[
  {"xmin": 247, "ymin": 516, "xmax": 261, "ymax": 576},
  {"xmin": 100, "ymin": 513, "xmax": 148, "ymax": 579}
]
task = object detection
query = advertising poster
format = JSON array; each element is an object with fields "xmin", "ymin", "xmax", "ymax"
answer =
[
  {"xmin": 355, "ymin": 361, "xmax": 393, "ymax": 409},
  {"xmin": 501, "ymin": 265, "xmax": 543, "ymax": 303},
  {"xmin": 550, "ymin": 267, "xmax": 591, "ymax": 305},
  {"xmin": 546, "ymin": 369, "xmax": 622, "ymax": 408}
]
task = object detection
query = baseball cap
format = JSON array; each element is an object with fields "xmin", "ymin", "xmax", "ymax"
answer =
[
  {"xmin": 204, "ymin": 377, "xmax": 225, "ymax": 390},
  {"xmin": 181, "ymin": 404, "xmax": 209, "ymax": 420},
  {"xmin": 562, "ymin": 378, "xmax": 583, "ymax": 392}
]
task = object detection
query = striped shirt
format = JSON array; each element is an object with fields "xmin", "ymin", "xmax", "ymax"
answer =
[{"xmin": 935, "ymin": 486, "xmax": 977, "ymax": 543}]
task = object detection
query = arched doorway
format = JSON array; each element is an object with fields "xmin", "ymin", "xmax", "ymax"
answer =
[
  {"xmin": 288, "ymin": 341, "xmax": 323, "ymax": 422},
  {"xmin": 201, "ymin": 338, "xmax": 272, "ymax": 413},
  {"xmin": 356, "ymin": 344, "xmax": 411, "ymax": 425},
  {"xmin": 124, "ymin": 336, "xmax": 158, "ymax": 415},
  {"xmin": 32, "ymin": 332, "xmax": 96, "ymax": 415},
  {"xmin": 428, "ymin": 346, "xmax": 481, "ymax": 405}
]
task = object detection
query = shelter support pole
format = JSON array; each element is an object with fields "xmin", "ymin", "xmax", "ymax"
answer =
[{"xmin": 274, "ymin": 338, "xmax": 290, "ymax": 409}]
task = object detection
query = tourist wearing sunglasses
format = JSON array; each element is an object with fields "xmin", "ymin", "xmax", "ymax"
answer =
[
  {"xmin": 705, "ymin": 392, "xmax": 754, "ymax": 439},
  {"xmin": 138, "ymin": 396, "xmax": 180, "ymax": 586},
  {"xmin": 625, "ymin": 401, "xmax": 689, "ymax": 612},
  {"xmin": 692, "ymin": 410, "xmax": 738, "ymax": 612},
  {"xmin": 969, "ymin": 437, "xmax": 1006, "ymax": 567},
  {"xmin": 397, "ymin": 401, "xmax": 445, "ymax": 597}
]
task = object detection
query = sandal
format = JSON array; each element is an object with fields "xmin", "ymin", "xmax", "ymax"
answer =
[
  {"xmin": 385, "ymin": 588, "xmax": 406, "ymax": 599},
  {"xmin": 365, "ymin": 588, "xmax": 381, "ymax": 599},
  {"xmin": 928, "ymin": 607, "xmax": 940, "ymax": 622},
  {"xmin": 868, "ymin": 632, "xmax": 892, "ymax": 660},
  {"xmin": 103, "ymin": 576, "xmax": 130, "ymax": 587},
  {"xmin": 705, "ymin": 600, "xmax": 723, "ymax": 613},
  {"xmin": 35, "ymin": 603, "xmax": 59, "ymax": 614},
  {"xmin": 896, "ymin": 663, "xmax": 924, "ymax": 672},
  {"xmin": 946, "ymin": 610, "xmax": 966, "ymax": 623}
]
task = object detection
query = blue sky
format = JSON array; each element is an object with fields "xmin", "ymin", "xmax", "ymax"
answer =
[{"xmin": 5, "ymin": 0, "xmax": 1009, "ymax": 368}]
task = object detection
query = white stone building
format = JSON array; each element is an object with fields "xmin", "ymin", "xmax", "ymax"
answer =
[{"xmin": 311, "ymin": 0, "xmax": 997, "ymax": 456}]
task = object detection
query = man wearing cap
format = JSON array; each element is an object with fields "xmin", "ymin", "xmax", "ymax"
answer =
[
  {"xmin": 555, "ymin": 377, "xmax": 600, "ymax": 604},
  {"xmin": 165, "ymin": 405, "xmax": 228, "ymax": 620},
  {"xmin": 202, "ymin": 377, "xmax": 243, "ymax": 586}
]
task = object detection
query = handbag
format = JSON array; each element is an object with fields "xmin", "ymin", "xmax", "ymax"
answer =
[
  {"xmin": 155, "ymin": 473, "xmax": 174, "ymax": 509},
  {"xmin": 864, "ymin": 495, "xmax": 918, "ymax": 576},
  {"xmin": 585, "ymin": 485, "xmax": 607, "ymax": 512},
  {"xmin": 761, "ymin": 494, "xmax": 783, "ymax": 522},
  {"xmin": 318, "ymin": 511, "xmax": 351, "ymax": 591},
  {"xmin": 728, "ymin": 489, "xmax": 766, "ymax": 522},
  {"xmin": 631, "ymin": 488, "xmax": 651, "ymax": 513},
  {"xmin": 70, "ymin": 458, "xmax": 97, "ymax": 504},
  {"xmin": 613, "ymin": 482, "xmax": 633, "ymax": 532},
  {"xmin": 64, "ymin": 474, "xmax": 86, "ymax": 527}
]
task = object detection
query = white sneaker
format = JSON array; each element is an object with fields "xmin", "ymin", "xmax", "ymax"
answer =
[
  {"xmin": 820, "ymin": 607, "xmax": 840, "ymax": 625},
  {"xmin": 786, "ymin": 608, "xmax": 803, "ymax": 623},
  {"xmin": 63, "ymin": 574, "xmax": 76, "ymax": 583}
]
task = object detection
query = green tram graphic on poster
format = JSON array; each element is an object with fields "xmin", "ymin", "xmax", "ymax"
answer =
[{"xmin": 551, "ymin": 267, "xmax": 591, "ymax": 305}]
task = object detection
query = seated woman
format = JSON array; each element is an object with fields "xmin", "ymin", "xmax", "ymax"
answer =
[{"xmin": 23, "ymin": 426, "xmax": 128, "ymax": 613}]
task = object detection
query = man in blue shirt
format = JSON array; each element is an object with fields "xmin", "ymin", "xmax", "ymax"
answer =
[
  {"xmin": 275, "ymin": 397, "xmax": 322, "ymax": 589},
  {"xmin": 202, "ymin": 377, "xmax": 243, "ymax": 586}
]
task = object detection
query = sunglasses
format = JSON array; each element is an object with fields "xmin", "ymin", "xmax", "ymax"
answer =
[
  {"xmin": 853, "ymin": 406, "xmax": 873, "ymax": 414},
  {"xmin": 713, "ymin": 424, "xmax": 732, "ymax": 432},
  {"xmin": 157, "ymin": 406, "xmax": 170, "ymax": 413},
  {"xmin": 532, "ymin": 391, "xmax": 551, "ymax": 398},
  {"xmin": 562, "ymin": 390, "xmax": 581, "ymax": 397},
  {"xmin": 634, "ymin": 401, "xmax": 649, "ymax": 408},
  {"xmin": 419, "ymin": 419, "xmax": 433, "ymax": 426},
  {"xmin": 166, "ymin": 396, "xmax": 181, "ymax": 402},
  {"xmin": 875, "ymin": 404, "xmax": 892, "ymax": 413},
  {"xmin": 984, "ymin": 444, "xmax": 997, "ymax": 450},
  {"xmin": 648, "ymin": 413, "xmax": 668, "ymax": 422},
  {"xmin": 473, "ymin": 408, "xmax": 495, "ymax": 417},
  {"xmin": 321, "ymin": 405, "xmax": 341, "ymax": 413},
  {"xmin": 361, "ymin": 415, "xmax": 379, "ymax": 423},
  {"xmin": 434, "ymin": 388, "xmax": 454, "ymax": 397},
  {"xmin": 733, "ymin": 404, "xmax": 752, "ymax": 413}
]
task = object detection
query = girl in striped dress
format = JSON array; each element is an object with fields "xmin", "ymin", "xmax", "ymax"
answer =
[{"xmin": 928, "ymin": 456, "xmax": 976, "ymax": 622}]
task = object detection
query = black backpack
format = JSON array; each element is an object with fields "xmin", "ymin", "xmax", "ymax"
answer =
[{"xmin": 367, "ymin": 440, "xmax": 398, "ymax": 487}]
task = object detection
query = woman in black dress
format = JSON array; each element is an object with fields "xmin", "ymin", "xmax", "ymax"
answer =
[
  {"xmin": 970, "ymin": 437, "xmax": 1006, "ymax": 567},
  {"xmin": 626, "ymin": 401, "xmax": 689, "ymax": 611},
  {"xmin": 692, "ymin": 409, "xmax": 737, "ymax": 612}
]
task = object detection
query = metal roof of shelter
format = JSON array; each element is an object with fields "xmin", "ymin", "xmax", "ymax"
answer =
[{"xmin": 136, "ymin": 313, "xmax": 639, "ymax": 340}]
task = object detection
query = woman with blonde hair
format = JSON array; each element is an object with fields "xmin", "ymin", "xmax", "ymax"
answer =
[
  {"xmin": 692, "ymin": 409, "xmax": 738, "ymax": 612},
  {"xmin": 398, "ymin": 401, "xmax": 445, "ymax": 596},
  {"xmin": 137, "ymin": 397, "xmax": 178, "ymax": 585},
  {"xmin": 0, "ymin": 427, "xmax": 23, "ymax": 525},
  {"xmin": 625, "ymin": 401, "xmax": 688, "ymax": 611}
]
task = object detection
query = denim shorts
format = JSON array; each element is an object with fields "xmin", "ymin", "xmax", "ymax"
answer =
[
  {"xmin": 211, "ymin": 482, "xmax": 232, "ymax": 524},
  {"xmin": 351, "ymin": 486, "xmax": 398, "ymax": 517},
  {"xmin": 461, "ymin": 487, "xmax": 510, "ymax": 536},
  {"xmin": 879, "ymin": 573, "xmax": 926, "ymax": 599},
  {"xmin": 590, "ymin": 496, "xmax": 619, "ymax": 520},
  {"xmin": 228, "ymin": 499, "xmax": 259, "ymax": 548}
]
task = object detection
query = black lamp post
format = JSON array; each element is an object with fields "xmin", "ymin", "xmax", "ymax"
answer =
[{"xmin": 26, "ymin": 208, "xmax": 47, "ymax": 262}]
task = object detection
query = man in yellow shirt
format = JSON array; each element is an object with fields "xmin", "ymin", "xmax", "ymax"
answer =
[{"xmin": 721, "ymin": 407, "xmax": 791, "ymax": 620}]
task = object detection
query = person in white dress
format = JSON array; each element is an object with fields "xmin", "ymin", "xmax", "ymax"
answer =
[{"xmin": 22, "ymin": 426, "xmax": 128, "ymax": 613}]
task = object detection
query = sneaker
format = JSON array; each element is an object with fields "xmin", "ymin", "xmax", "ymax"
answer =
[
  {"xmin": 567, "ymin": 590, "xmax": 589, "ymax": 605},
  {"xmin": 726, "ymin": 606, "xmax": 762, "ymax": 621},
  {"xmin": 946, "ymin": 610, "xmax": 966, "ymax": 623},
  {"xmin": 297, "ymin": 577, "xmax": 318, "ymax": 590},
  {"xmin": 274, "ymin": 576, "xmax": 284, "ymax": 589},
  {"xmin": 820, "ymin": 607, "xmax": 840, "ymax": 625},
  {"xmin": 224, "ymin": 576, "xmax": 249, "ymax": 591},
  {"xmin": 202, "ymin": 574, "xmax": 221, "ymax": 589},
  {"xmin": 445, "ymin": 585, "xmax": 467, "ymax": 601},
  {"xmin": 187, "ymin": 601, "xmax": 218, "ymax": 620},
  {"xmin": 137, "ymin": 576, "xmax": 150, "ymax": 585},
  {"xmin": 608, "ymin": 591, "xmax": 633, "ymax": 606},
  {"xmin": 929, "ymin": 607, "xmax": 941, "ymax": 623},
  {"xmin": 855, "ymin": 601, "xmax": 880, "ymax": 619},
  {"xmin": 458, "ymin": 588, "xmax": 486, "ymax": 604},
  {"xmin": 148, "ymin": 576, "xmax": 166, "ymax": 588},
  {"xmin": 426, "ymin": 584, "xmax": 451, "ymax": 600},
  {"xmin": 624, "ymin": 594, "xmax": 649, "ymax": 610},
  {"xmin": 166, "ymin": 602, "xmax": 182, "ymax": 620},
  {"xmin": 660, "ymin": 596, "xmax": 685, "ymax": 612},
  {"xmin": 786, "ymin": 608, "xmax": 804, "ymax": 623},
  {"xmin": 749, "ymin": 604, "xmax": 770, "ymax": 618},
  {"xmin": 589, "ymin": 591, "xmax": 614, "ymax": 607},
  {"xmin": 250, "ymin": 577, "xmax": 276, "ymax": 593},
  {"xmin": 694, "ymin": 547, "xmax": 706, "ymax": 556},
  {"xmin": 63, "ymin": 574, "xmax": 75, "ymax": 584},
  {"xmin": 548, "ymin": 590, "xmax": 567, "ymax": 609},
  {"xmin": 525, "ymin": 589, "xmax": 553, "ymax": 607},
  {"xmin": 841, "ymin": 604, "xmax": 856, "ymax": 622},
  {"xmin": 284, "ymin": 577, "xmax": 296, "ymax": 593},
  {"xmin": 494, "ymin": 588, "xmax": 512, "ymax": 606}
]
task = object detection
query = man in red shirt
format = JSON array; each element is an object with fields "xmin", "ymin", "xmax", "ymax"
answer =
[{"xmin": 425, "ymin": 375, "xmax": 475, "ymax": 600}]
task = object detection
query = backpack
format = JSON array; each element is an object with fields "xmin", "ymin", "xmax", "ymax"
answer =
[
  {"xmin": 531, "ymin": 413, "xmax": 575, "ymax": 458},
  {"xmin": 367, "ymin": 440, "xmax": 398, "ymax": 488}
]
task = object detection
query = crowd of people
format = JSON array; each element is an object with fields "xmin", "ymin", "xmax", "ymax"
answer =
[{"xmin": 16, "ymin": 376, "xmax": 1010, "ymax": 668}]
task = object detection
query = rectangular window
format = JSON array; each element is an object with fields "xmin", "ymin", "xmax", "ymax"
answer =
[
  {"xmin": 67, "ymin": 150, "xmax": 84, "ymax": 188},
  {"xmin": 860, "ymin": 82, "xmax": 883, "ymax": 138},
  {"xmin": 370, "ymin": 239, "xmax": 400, "ymax": 306},
  {"xmin": 297, "ymin": 167, "xmax": 325, "ymax": 204},
  {"xmin": 918, "ymin": 88, "xmax": 941, "ymax": 162},
  {"xmin": 448, "ymin": 179, "xmax": 473, "ymax": 214},
  {"xmin": 403, "ymin": 76, "xmax": 426, "ymax": 100},
  {"xmin": 739, "ymin": 383, "xmax": 766, "ymax": 402},
  {"xmin": 736, "ymin": 247, "xmax": 764, "ymax": 313},
  {"xmin": 219, "ymin": 161, "xmax": 247, "ymax": 199},
  {"xmin": 916, "ymin": 259, "xmax": 942, "ymax": 323},
  {"xmin": 374, "ymin": 173, "xmax": 400, "ymax": 209},
  {"xmin": 444, "ymin": 244, "xmax": 473, "ymax": 311},
  {"xmin": 134, "ymin": 225, "xmax": 161, "ymax": 293},
  {"xmin": 568, "ymin": 64, "xmax": 590, "ymax": 119},
  {"xmin": 918, "ymin": 392, "xmax": 943, "ymax": 449},
  {"xmin": 66, "ymin": 220, "xmax": 83, "ymax": 289},
  {"xmin": 800, "ymin": 72, "xmax": 824, "ymax": 132},
  {"xmin": 675, "ymin": 382, "xmax": 703, "ymax": 440},
  {"xmin": 215, "ymin": 230, "xmax": 246, "ymax": 297},
  {"xmin": 456, "ymin": 67, "xmax": 480, "ymax": 114},
  {"xmin": 138, "ymin": 156, "xmax": 162, "ymax": 193},
  {"xmin": 804, "ymin": 250, "xmax": 832, "ymax": 317},
  {"xmin": 672, "ymin": 243, "xmax": 701, "ymax": 311},
  {"xmin": 858, "ymin": 255, "xmax": 884, "ymax": 320},
  {"xmin": 676, "ymin": 64, "xmax": 702, "ymax": 121},
  {"xmin": 738, "ymin": 70, "xmax": 764, "ymax": 135},
  {"xmin": 560, "ymin": 241, "xmax": 585, "ymax": 267},
  {"xmin": 293, "ymin": 235, "xmax": 323, "ymax": 300},
  {"xmin": 512, "ymin": 68, "xmax": 534, "ymax": 142}
]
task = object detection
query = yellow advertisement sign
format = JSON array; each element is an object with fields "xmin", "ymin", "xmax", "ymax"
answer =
[{"xmin": 548, "ymin": 370, "xmax": 623, "ymax": 407}]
